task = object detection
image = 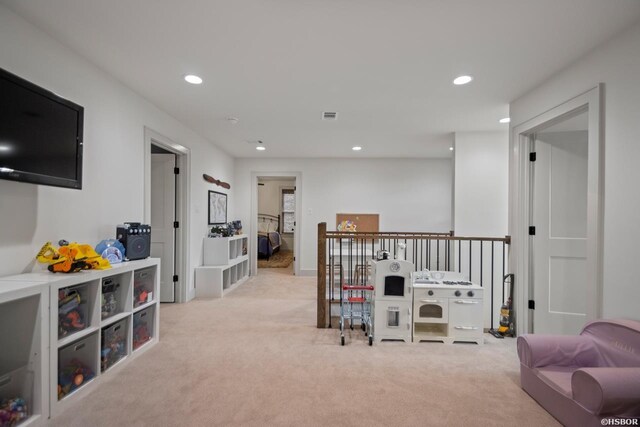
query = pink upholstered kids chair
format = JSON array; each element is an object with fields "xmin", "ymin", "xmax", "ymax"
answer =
[{"xmin": 517, "ymin": 319, "xmax": 640, "ymax": 427}]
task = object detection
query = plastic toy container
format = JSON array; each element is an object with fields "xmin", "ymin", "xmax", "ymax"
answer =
[
  {"xmin": 100, "ymin": 319, "xmax": 128, "ymax": 373},
  {"xmin": 58, "ymin": 284, "xmax": 90, "ymax": 339},
  {"xmin": 58, "ymin": 334, "xmax": 97, "ymax": 401},
  {"xmin": 0, "ymin": 366, "xmax": 33, "ymax": 427},
  {"xmin": 133, "ymin": 268, "xmax": 155, "ymax": 308},
  {"xmin": 101, "ymin": 277, "xmax": 122, "ymax": 320},
  {"xmin": 132, "ymin": 306, "xmax": 155, "ymax": 351}
]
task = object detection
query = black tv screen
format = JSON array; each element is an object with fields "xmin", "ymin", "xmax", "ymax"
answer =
[{"xmin": 0, "ymin": 68, "xmax": 83, "ymax": 189}]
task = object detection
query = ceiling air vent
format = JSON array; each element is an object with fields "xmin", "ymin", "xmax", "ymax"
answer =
[{"xmin": 322, "ymin": 112, "xmax": 338, "ymax": 120}]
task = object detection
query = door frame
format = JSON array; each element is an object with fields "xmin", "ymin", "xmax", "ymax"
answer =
[
  {"xmin": 509, "ymin": 85, "xmax": 603, "ymax": 335},
  {"xmin": 251, "ymin": 172, "xmax": 302, "ymax": 276},
  {"xmin": 144, "ymin": 127, "xmax": 191, "ymax": 303}
]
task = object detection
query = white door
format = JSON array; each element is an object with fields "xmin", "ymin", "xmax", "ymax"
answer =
[
  {"xmin": 151, "ymin": 153, "xmax": 176, "ymax": 302},
  {"xmin": 531, "ymin": 111, "xmax": 588, "ymax": 334}
]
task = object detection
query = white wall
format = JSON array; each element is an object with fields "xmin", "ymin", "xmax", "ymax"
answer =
[
  {"xmin": 0, "ymin": 6, "xmax": 234, "ymax": 301},
  {"xmin": 510, "ymin": 21, "xmax": 640, "ymax": 321},
  {"xmin": 257, "ymin": 179, "xmax": 295, "ymax": 251},
  {"xmin": 453, "ymin": 131, "xmax": 509, "ymax": 328},
  {"xmin": 454, "ymin": 131, "xmax": 509, "ymax": 236},
  {"xmin": 235, "ymin": 158, "xmax": 453, "ymax": 274}
]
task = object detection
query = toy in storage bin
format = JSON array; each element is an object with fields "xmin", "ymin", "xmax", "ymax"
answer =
[
  {"xmin": 133, "ymin": 268, "xmax": 154, "ymax": 308},
  {"xmin": 100, "ymin": 319, "xmax": 127, "ymax": 372},
  {"xmin": 0, "ymin": 367, "xmax": 33, "ymax": 427},
  {"xmin": 132, "ymin": 307, "xmax": 154, "ymax": 350},
  {"xmin": 58, "ymin": 285, "xmax": 89, "ymax": 339},
  {"xmin": 101, "ymin": 277, "xmax": 120, "ymax": 320},
  {"xmin": 58, "ymin": 334, "xmax": 96, "ymax": 400}
]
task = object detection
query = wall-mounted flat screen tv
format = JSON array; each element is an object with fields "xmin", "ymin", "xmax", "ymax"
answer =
[{"xmin": 0, "ymin": 68, "xmax": 83, "ymax": 189}]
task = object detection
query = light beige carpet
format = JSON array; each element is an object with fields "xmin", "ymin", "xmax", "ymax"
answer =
[
  {"xmin": 258, "ymin": 250, "xmax": 293, "ymax": 268},
  {"xmin": 50, "ymin": 268, "xmax": 559, "ymax": 427}
]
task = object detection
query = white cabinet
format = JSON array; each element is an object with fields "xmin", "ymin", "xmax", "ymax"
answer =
[
  {"xmin": 0, "ymin": 258, "xmax": 160, "ymax": 422},
  {"xmin": 196, "ymin": 236, "xmax": 249, "ymax": 298},
  {"xmin": 0, "ymin": 280, "xmax": 48, "ymax": 427}
]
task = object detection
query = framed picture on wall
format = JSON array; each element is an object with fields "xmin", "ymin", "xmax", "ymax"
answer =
[{"xmin": 208, "ymin": 191, "xmax": 227, "ymax": 224}]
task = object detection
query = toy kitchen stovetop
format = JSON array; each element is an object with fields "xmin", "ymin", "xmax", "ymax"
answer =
[{"xmin": 412, "ymin": 271, "xmax": 484, "ymax": 344}]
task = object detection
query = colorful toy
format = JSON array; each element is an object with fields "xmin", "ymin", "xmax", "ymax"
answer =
[
  {"xmin": 36, "ymin": 241, "xmax": 111, "ymax": 273},
  {"xmin": 0, "ymin": 397, "xmax": 28, "ymax": 427},
  {"xmin": 337, "ymin": 220, "xmax": 357, "ymax": 232},
  {"xmin": 57, "ymin": 359, "xmax": 94, "ymax": 400},
  {"xmin": 95, "ymin": 239, "xmax": 125, "ymax": 264}
]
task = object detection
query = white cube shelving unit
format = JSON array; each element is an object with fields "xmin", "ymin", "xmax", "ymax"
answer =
[
  {"xmin": 0, "ymin": 258, "xmax": 160, "ymax": 422},
  {"xmin": 196, "ymin": 235, "xmax": 249, "ymax": 298},
  {"xmin": 49, "ymin": 259, "xmax": 160, "ymax": 417}
]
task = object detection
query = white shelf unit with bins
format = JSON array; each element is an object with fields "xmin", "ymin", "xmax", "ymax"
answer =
[
  {"xmin": 0, "ymin": 258, "xmax": 160, "ymax": 422},
  {"xmin": 0, "ymin": 280, "xmax": 49, "ymax": 427},
  {"xmin": 49, "ymin": 258, "xmax": 160, "ymax": 417},
  {"xmin": 196, "ymin": 235, "xmax": 249, "ymax": 298}
]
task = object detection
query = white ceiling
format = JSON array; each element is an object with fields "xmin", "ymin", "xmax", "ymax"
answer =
[{"xmin": 3, "ymin": 0, "xmax": 640, "ymax": 158}]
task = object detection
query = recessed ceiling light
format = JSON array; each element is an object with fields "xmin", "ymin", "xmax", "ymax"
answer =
[
  {"xmin": 256, "ymin": 146, "xmax": 266, "ymax": 151},
  {"xmin": 184, "ymin": 74, "xmax": 203, "ymax": 84},
  {"xmin": 453, "ymin": 75, "xmax": 473, "ymax": 85},
  {"xmin": 499, "ymin": 117, "xmax": 511, "ymax": 124},
  {"xmin": 352, "ymin": 146, "xmax": 362, "ymax": 151},
  {"xmin": 449, "ymin": 147, "xmax": 454, "ymax": 151}
]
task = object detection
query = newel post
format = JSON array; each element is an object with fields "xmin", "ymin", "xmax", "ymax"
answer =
[{"xmin": 317, "ymin": 222, "xmax": 327, "ymax": 328}]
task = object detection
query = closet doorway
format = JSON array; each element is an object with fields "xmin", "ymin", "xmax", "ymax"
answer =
[
  {"xmin": 511, "ymin": 86, "xmax": 603, "ymax": 335},
  {"xmin": 144, "ymin": 127, "xmax": 191, "ymax": 303}
]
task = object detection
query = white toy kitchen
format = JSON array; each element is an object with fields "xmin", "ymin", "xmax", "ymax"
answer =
[{"xmin": 412, "ymin": 271, "xmax": 484, "ymax": 344}]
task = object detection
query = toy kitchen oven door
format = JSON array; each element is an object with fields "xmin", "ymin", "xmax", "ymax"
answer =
[{"xmin": 370, "ymin": 259, "xmax": 414, "ymax": 343}]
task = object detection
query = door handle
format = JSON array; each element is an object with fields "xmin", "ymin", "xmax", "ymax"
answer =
[
  {"xmin": 420, "ymin": 299, "xmax": 440, "ymax": 303},
  {"xmin": 454, "ymin": 300, "xmax": 478, "ymax": 304},
  {"xmin": 454, "ymin": 326, "xmax": 478, "ymax": 330}
]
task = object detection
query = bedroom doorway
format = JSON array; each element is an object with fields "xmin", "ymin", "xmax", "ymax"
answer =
[
  {"xmin": 257, "ymin": 177, "xmax": 296, "ymax": 275},
  {"xmin": 251, "ymin": 172, "xmax": 301, "ymax": 276}
]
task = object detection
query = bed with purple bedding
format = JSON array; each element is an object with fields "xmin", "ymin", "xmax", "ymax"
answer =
[{"xmin": 257, "ymin": 214, "xmax": 281, "ymax": 259}]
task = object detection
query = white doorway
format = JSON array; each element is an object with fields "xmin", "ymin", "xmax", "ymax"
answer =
[
  {"xmin": 151, "ymin": 150, "xmax": 177, "ymax": 302},
  {"xmin": 144, "ymin": 127, "xmax": 191, "ymax": 303},
  {"xmin": 250, "ymin": 172, "xmax": 302, "ymax": 276},
  {"xmin": 530, "ymin": 109, "xmax": 589, "ymax": 334},
  {"xmin": 511, "ymin": 86, "xmax": 603, "ymax": 336}
]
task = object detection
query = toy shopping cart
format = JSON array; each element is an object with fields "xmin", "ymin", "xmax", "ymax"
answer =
[{"xmin": 339, "ymin": 285, "xmax": 374, "ymax": 346}]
